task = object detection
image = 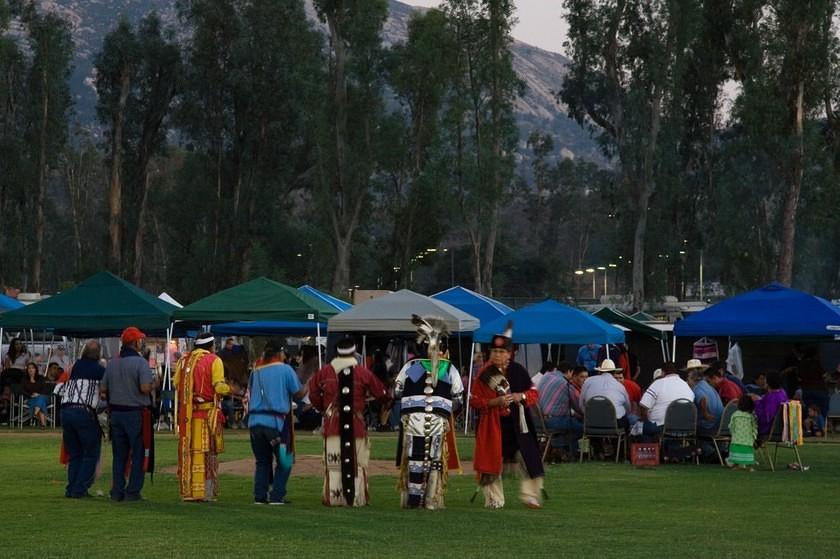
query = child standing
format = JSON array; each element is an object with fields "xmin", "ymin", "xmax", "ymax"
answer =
[
  {"xmin": 804, "ymin": 403, "xmax": 826, "ymax": 437},
  {"xmin": 727, "ymin": 394, "xmax": 758, "ymax": 470}
]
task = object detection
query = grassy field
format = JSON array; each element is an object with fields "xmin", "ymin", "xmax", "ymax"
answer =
[{"xmin": 1, "ymin": 429, "xmax": 839, "ymax": 558}]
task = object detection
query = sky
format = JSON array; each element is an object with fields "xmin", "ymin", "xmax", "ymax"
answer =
[{"xmin": 402, "ymin": 0, "xmax": 567, "ymax": 54}]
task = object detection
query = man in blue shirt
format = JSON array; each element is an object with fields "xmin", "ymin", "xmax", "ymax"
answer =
[
  {"xmin": 576, "ymin": 343, "xmax": 601, "ymax": 373},
  {"xmin": 247, "ymin": 341, "xmax": 304, "ymax": 505},
  {"xmin": 689, "ymin": 370, "xmax": 724, "ymax": 435}
]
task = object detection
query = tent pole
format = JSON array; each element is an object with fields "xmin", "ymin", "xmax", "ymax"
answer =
[
  {"xmin": 457, "ymin": 330, "xmax": 463, "ymax": 371},
  {"xmin": 316, "ymin": 323, "xmax": 323, "ymax": 369},
  {"xmin": 672, "ymin": 335, "xmax": 677, "ymax": 364},
  {"xmin": 660, "ymin": 339, "xmax": 666, "ymax": 363},
  {"xmin": 606, "ymin": 343, "xmax": 611, "ymax": 360},
  {"xmin": 362, "ymin": 335, "xmax": 367, "ymax": 367},
  {"xmin": 464, "ymin": 342, "xmax": 476, "ymax": 435}
]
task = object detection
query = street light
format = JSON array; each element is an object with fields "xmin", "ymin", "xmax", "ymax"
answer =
[
  {"xmin": 597, "ymin": 266, "xmax": 607, "ymax": 296},
  {"xmin": 585, "ymin": 268, "xmax": 595, "ymax": 299}
]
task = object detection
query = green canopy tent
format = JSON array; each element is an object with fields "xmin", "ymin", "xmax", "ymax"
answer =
[
  {"xmin": 173, "ymin": 277, "xmax": 341, "ymax": 368},
  {"xmin": 631, "ymin": 311, "xmax": 658, "ymax": 322},
  {"xmin": 0, "ymin": 271, "xmax": 177, "ymax": 337},
  {"xmin": 593, "ymin": 306, "xmax": 670, "ymax": 361}
]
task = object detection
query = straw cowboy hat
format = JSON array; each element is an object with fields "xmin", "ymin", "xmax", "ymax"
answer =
[
  {"xmin": 595, "ymin": 358, "xmax": 623, "ymax": 373},
  {"xmin": 683, "ymin": 358, "xmax": 709, "ymax": 372}
]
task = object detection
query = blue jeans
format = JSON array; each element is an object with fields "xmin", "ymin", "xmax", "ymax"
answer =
[
  {"xmin": 250, "ymin": 425, "xmax": 291, "ymax": 502},
  {"xmin": 110, "ymin": 410, "xmax": 145, "ymax": 501},
  {"xmin": 61, "ymin": 407, "xmax": 101, "ymax": 497},
  {"xmin": 544, "ymin": 415, "xmax": 583, "ymax": 451},
  {"xmin": 641, "ymin": 421, "xmax": 663, "ymax": 442}
]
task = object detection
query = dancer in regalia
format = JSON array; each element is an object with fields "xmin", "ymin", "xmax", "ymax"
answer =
[
  {"xmin": 394, "ymin": 315, "xmax": 463, "ymax": 509},
  {"xmin": 174, "ymin": 331, "xmax": 230, "ymax": 502},
  {"xmin": 471, "ymin": 323, "xmax": 544, "ymax": 509},
  {"xmin": 308, "ymin": 338, "xmax": 389, "ymax": 506}
]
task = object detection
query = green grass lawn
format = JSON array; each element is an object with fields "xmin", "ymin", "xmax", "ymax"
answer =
[{"xmin": 1, "ymin": 430, "xmax": 839, "ymax": 558}]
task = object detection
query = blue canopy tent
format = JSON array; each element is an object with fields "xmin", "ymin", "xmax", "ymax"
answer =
[
  {"xmin": 431, "ymin": 285, "xmax": 513, "ymax": 324},
  {"xmin": 474, "ymin": 299, "xmax": 625, "ymax": 345},
  {"xmin": 674, "ymin": 283, "xmax": 840, "ymax": 339},
  {"xmin": 673, "ymin": 283, "xmax": 840, "ymax": 361},
  {"xmin": 0, "ymin": 294, "xmax": 24, "ymax": 313}
]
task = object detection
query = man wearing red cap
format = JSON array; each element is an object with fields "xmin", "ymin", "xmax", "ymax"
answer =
[
  {"xmin": 173, "ymin": 331, "xmax": 230, "ymax": 502},
  {"xmin": 101, "ymin": 326, "xmax": 157, "ymax": 502}
]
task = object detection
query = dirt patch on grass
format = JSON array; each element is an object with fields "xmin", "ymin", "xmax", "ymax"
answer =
[{"xmin": 162, "ymin": 455, "xmax": 474, "ymax": 477}]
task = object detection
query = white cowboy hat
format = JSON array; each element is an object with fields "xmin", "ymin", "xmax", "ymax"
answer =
[
  {"xmin": 652, "ymin": 368, "xmax": 664, "ymax": 380},
  {"xmin": 595, "ymin": 359, "xmax": 623, "ymax": 373},
  {"xmin": 684, "ymin": 359, "xmax": 709, "ymax": 371}
]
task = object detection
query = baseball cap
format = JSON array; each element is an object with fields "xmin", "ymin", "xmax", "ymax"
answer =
[{"xmin": 121, "ymin": 326, "xmax": 146, "ymax": 344}]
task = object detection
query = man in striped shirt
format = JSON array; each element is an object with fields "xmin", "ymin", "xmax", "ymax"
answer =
[{"xmin": 538, "ymin": 362, "xmax": 583, "ymax": 453}]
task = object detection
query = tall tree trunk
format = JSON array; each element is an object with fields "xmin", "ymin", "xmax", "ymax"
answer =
[
  {"xmin": 632, "ymin": 188, "xmax": 652, "ymax": 311},
  {"xmin": 31, "ymin": 68, "xmax": 48, "ymax": 292},
  {"xmin": 132, "ymin": 171, "xmax": 151, "ymax": 285},
  {"xmin": 777, "ymin": 80, "xmax": 805, "ymax": 285},
  {"xmin": 65, "ymin": 151, "xmax": 84, "ymax": 277},
  {"xmin": 108, "ymin": 63, "xmax": 131, "ymax": 274}
]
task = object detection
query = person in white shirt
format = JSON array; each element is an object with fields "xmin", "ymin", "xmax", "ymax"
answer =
[
  {"xmin": 580, "ymin": 359, "xmax": 637, "ymax": 429},
  {"xmin": 639, "ymin": 361, "xmax": 694, "ymax": 438}
]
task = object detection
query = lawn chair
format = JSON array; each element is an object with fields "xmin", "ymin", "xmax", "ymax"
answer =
[
  {"xmin": 580, "ymin": 396, "xmax": 625, "ymax": 464},
  {"xmin": 660, "ymin": 398, "xmax": 698, "ymax": 464},
  {"xmin": 699, "ymin": 400, "xmax": 738, "ymax": 466},
  {"xmin": 826, "ymin": 393, "xmax": 840, "ymax": 434},
  {"xmin": 758, "ymin": 408, "xmax": 805, "ymax": 472},
  {"xmin": 530, "ymin": 406, "xmax": 569, "ymax": 464}
]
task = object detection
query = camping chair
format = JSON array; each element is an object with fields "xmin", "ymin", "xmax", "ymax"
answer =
[
  {"xmin": 699, "ymin": 400, "xmax": 738, "ymax": 466},
  {"xmin": 660, "ymin": 399, "xmax": 698, "ymax": 464},
  {"xmin": 580, "ymin": 396, "xmax": 625, "ymax": 464},
  {"xmin": 156, "ymin": 389, "xmax": 175, "ymax": 431},
  {"xmin": 758, "ymin": 409, "xmax": 805, "ymax": 472},
  {"xmin": 530, "ymin": 406, "xmax": 569, "ymax": 464},
  {"xmin": 826, "ymin": 393, "xmax": 840, "ymax": 434}
]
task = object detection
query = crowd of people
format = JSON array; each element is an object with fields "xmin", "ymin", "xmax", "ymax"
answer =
[{"xmin": 3, "ymin": 324, "xmax": 837, "ymax": 507}]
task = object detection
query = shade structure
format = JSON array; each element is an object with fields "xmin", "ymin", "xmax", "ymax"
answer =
[
  {"xmin": 0, "ymin": 271, "xmax": 177, "ymax": 336},
  {"xmin": 0, "ymin": 294, "xmax": 24, "ymax": 312},
  {"xmin": 431, "ymin": 286, "xmax": 512, "ymax": 324},
  {"xmin": 158, "ymin": 292, "xmax": 183, "ymax": 308},
  {"xmin": 474, "ymin": 299, "xmax": 625, "ymax": 344},
  {"xmin": 593, "ymin": 307, "xmax": 666, "ymax": 340},
  {"xmin": 298, "ymin": 284, "xmax": 352, "ymax": 312},
  {"xmin": 173, "ymin": 277, "xmax": 339, "ymax": 324},
  {"xmin": 328, "ymin": 289, "xmax": 479, "ymax": 333},
  {"xmin": 210, "ymin": 285, "xmax": 351, "ymax": 336},
  {"xmin": 631, "ymin": 311, "xmax": 658, "ymax": 322},
  {"xmin": 673, "ymin": 282, "xmax": 840, "ymax": 340}
]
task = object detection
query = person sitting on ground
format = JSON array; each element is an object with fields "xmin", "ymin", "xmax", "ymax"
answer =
[
  {"xmin": 580, "ymin": 359, "xmax": 636, "ymax": 430},
  {"xmin": 726, "ymin": 394, "xmax": 758, "ymax": 471},
  {"xmin": 686, "ymin": 365, "xmax": 724, "ymax": 435},
  {"xmin": 22, "ymin": 362, "xmax": 49, "ymax": 428},
  {"xmin": 705, "ymin": 362, "xmax": 742, "ymax": 403},
  {"xmin": 537, "ymin": 361, "xmax": 582, "ymax": 456},
  {"xmin": 744, "ymin": 372, "xmax": 769, "ymax": 396},
  {"xmin": 803, "ymin": 403, "xmax": 825, "ymax": 437},
  {"xmin": 753, "ymin": 371, "xmax": 789, "ymax": 437},
  {"xmin": 639, "ymin": 362, "xmax": 694, "ymax": 439}
]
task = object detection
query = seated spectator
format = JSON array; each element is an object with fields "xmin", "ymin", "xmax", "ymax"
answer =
[
  {"xmin": 687, "ymin": 369, "xmax": 723, "ymax": 435},
  {"xmin": 639, "ymin": 362, "xmax": 694, "ymax": 439},
  {"xmin": 798, "ymin": 347, "xmax": 828, "ymax": 417},
  {"xmin": 2, "ymin": 337, "xmax": 31, "ymax": 386},
  {"xmin": 705, "ymin": 362, "xmax": 742, "ymax": 403},
  {"xmin": 753, "ymin": 371, "xmax": 789, "ymax": 437},
  {"xmin": 803, "ymin": 403, "xmax": 825, "ymax": 437},
  {"xmin": 623, "ymin": 376, "xmax": 642, "ymax": 411},
  {"xmin": 744, "ymin": 372, "xmax": 768, "ymax": 396},
  {"xmin": 580, "ymin": 359, "xmax": 636, "ymax": 429},
  {"xmin": 46, "ymin": 362, "xmax": 63, "ymax": 382},
  {"xmin": 22, "ymin": 362, "xmax": 49, "ymax": 428},
  {"xmin": 537, "ymin": 361, "xmax": 583, "ymax": 453},
  {"xmin": 52, "ymin": 345, "xmax": 72, "ymax": 372}
]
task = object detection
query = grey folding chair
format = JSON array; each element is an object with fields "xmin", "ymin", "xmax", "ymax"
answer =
[
  {"xmin": 580, "ymin": 396, "xmax": 625, "ymax": 464},
  {"xmin": 826, "ymin": 393, "xmax": 840, "ymax": 434},
  {"xmin": 661, "ymin": 398, "xmax": 698, "ymax": 464}
]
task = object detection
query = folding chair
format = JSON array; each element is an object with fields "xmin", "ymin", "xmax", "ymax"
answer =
[
  {"xmin": 826, "ymin": 393, "xmax": 840, "ymax": 434},
  {"xmin": 157, "ymin": 389, "xmax": 175, "ymax": 431},
  {"xmin": 699, "ymin": 400, "xmax": 738, "ymax": 466},
  {"xmin": 758, "ymin": 409, "xmax": 805, "ymax": 472},
  {"xmin": 660, "ymin": 398, "xmax": 698, "ymax": 464},
  {"xmin": 530, "ymin": 406, "xmax": 569, "ymax": 464},
  {"xmin": 580, "ymin": 396, "xmax": 625, "ymax": 464}
]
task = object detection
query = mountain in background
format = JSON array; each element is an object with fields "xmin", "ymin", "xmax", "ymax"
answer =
[{"xmin": 40, "ymin": 0, "xmax": 603, "ymax": 164}]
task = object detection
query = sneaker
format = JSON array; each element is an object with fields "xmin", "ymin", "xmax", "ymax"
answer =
[
  {"xmin": 269, "ymin": 499, "xmax": 290, "ymax": 505},
  {"xmin": 254, "ymin": 499, "xmax": 269, "ymax": 505}
]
